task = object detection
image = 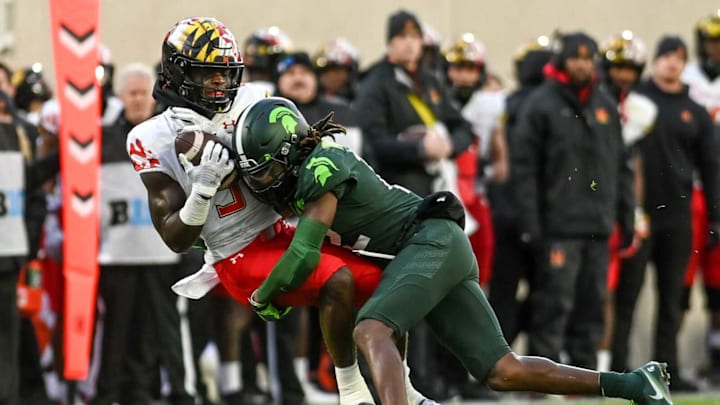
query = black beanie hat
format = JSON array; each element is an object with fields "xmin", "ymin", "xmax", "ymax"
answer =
[
  {"xmin": 553, "ymin": 32, "xmax": 598, "ymax": 68},
  {"xmin": 387, "ymin": 10, "xmax": 423, "ymax": 43},
  {"xmin": 654, "ymin": 36, "xmax": 687, "ymax": 60},
  {"xmin": 276, "ymin": 52, "xmax": 314, "ymax": 76}
]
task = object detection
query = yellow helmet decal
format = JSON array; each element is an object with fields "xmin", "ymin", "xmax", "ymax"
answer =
[
  {"xmin": 169, "ymin": 17, "xmax": 238, "ymax": 63},
  {"xmin": 698, "ymin": 11, "xmax": 720, "ymax": 38}
]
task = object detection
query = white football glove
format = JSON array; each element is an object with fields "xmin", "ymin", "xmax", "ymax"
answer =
[
  {"xmin": 171, "ymin": 106, "xmax": 223, "ymax": 138},
  {"xmin": 178, "ymin": 140, "xmax": 235, "ymax": 198}
]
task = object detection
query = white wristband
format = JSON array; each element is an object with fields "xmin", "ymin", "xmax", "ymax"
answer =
[{"xmin": 179, "ymin": 187, "xmax": 212, "ymax": 226}]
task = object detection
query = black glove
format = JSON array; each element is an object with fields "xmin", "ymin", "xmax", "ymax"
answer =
[{"xmin": 708, "ymin": 222, "xmax": 720, "ymax": 250}]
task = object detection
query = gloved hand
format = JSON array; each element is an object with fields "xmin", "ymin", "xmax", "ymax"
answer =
[
  {"xmin": 178, "ymin": 140, "xmax": 235, "ymax": 198},
  {"xmin": 619, "ymin": 208, "xmax": 650, "ymax": 259},
  {"xmin": 248, "ymin": 291, "xmax": 293, "ymax": 322},
  {"xmin": 171, "ymin": 107, "xmax": 234, "ymax": 146},
  {"xmin": 171, "ymin": 107, "xmax": 219, "ymax": 134},
  {"xmin": 618, "ymin": 228, "xmax": 639, "ymax": 258},
  {"xmin": 708, "ymin": 222, "xmax": 720, "ymax": 250}
]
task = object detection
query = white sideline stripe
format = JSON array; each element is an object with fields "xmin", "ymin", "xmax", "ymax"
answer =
[
  {"xmin": 266, "ymin": 322, "xmax": 282, "ymax": 403},
  {"xmin": 177, "ymin": 296, "xmax": 197, "ymax": 397}
]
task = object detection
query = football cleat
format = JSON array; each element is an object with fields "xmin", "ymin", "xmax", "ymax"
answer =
[{"xmin": 633, "ymin": 361, "xmax": 673, "ymax": 405}]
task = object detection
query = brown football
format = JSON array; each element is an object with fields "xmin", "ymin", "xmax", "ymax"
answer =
[{"xmin": 174, "ymin": 128, "xmax": 238, "ymax": 190}]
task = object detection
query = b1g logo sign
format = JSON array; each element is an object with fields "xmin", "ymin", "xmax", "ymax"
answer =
[
  {"xmin": 0, "ymin": 189, "xmax": 25, "ymax": 217},
  {"xmin": 108, "ymin": 198, "xmax": 153, "ymax": 226}
]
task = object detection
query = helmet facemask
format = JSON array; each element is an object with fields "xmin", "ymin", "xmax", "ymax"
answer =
[
  {"xmin": 233, "ymin": 98, "xmax": 312, "ymax": 196},
  {"xmin": 167, "ymin": 54, "xmax": 243, "ymax": 115},
  {"xmin": 241, "ymin": 139, "xmax": 299, "ymax": 193},
  {"xmin": 160, "ymin": 17, "xmax": 244, "ymax": 116}
]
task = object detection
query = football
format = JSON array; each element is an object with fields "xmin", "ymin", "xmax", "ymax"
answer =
[{"xmin": 174, "ymin": 128, "xmax": 238, "ymax": 190}]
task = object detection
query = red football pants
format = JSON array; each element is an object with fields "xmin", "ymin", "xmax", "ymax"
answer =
[
  {"xmin": 685, "ymin": 187, "xmax": 720, "ymax": 289},
  {"xmin": 214, "ymin": 225, "xmax": 382, "ymax": 308}
]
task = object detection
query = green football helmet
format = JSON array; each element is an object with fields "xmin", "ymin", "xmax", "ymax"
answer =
[{"xmin": 232, "ymin": 97, "xmax": 311, "ymax": 194}]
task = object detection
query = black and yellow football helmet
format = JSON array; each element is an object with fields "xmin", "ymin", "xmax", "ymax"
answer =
[{"xmin": 159, "ymin": 17, "xmax": 243, "ymax": 116}]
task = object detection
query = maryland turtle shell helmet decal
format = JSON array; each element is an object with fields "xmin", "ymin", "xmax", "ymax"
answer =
[
  {"xmin": 600, "ymin": 30, "xmax": 647, "ymax": 73},
  {"xmin": 696, "ymin": 10, "xmax": 720, "ymax": 62},
  {"xmin": 160, "ymin": 17, "xmax": 244, "ymax": 115}
]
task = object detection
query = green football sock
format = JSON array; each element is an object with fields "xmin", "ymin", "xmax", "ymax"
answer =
[{"xmin": 599, "ymin": 371, "xmax": 643, "ymax": 400}]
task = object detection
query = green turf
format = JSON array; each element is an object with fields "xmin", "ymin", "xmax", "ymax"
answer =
[
  {"xmin": 453, "ymin": 394, "xmax": 720, "ymax": 404},
  {"xmin": 519, "ymin": 395, "xmax": 720, "ymax": 404}
]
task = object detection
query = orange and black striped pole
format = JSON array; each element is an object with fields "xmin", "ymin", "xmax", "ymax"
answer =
[{"xmin": 48, "ymin": 0, "xmax": 101, "ymax": 381}]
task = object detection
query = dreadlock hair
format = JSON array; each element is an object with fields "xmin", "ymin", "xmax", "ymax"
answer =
[
  {"xmin": 255, "ymin": 111, "xmax": 348, "ymax": 215},
  {"xmin": 300, "ymin": 111, "xmax": 346, "ymax": 151}
]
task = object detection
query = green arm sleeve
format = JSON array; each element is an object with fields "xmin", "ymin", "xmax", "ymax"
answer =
[{"xmin": 254, "ymin": 217, "xmax": 329, "ymax": 302}]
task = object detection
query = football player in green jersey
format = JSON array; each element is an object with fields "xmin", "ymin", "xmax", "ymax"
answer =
[{"xmin": 232, "ymin": 97, "xmax": 673, "ymax": 405}]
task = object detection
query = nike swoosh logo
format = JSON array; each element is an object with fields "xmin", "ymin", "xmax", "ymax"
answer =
[
  {"xmin": 641, "ymin": 368, "xmax": 666, "ymax": 401},
  {"xmin": 650, "ymin": 391, "xmax": 663, "ymax": 400}
]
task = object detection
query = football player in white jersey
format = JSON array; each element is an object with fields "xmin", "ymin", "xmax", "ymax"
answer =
[
  {"xmin": 681, "ymin": 10, "xmax": 720, "ymax": 384},
  {"xmin": 127, "ymin": 17, "xmax": 436, "ymax": 405},
  {"xmin": 444, "ymin": 33, "xmax": 508, "ymax": 290},
  {"xmin": 683, "ymin": 11, "xmax": 720, "ymax": 120}
]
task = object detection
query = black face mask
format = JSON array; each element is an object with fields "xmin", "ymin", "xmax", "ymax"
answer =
[
  {"xmin": 703, "ymin": 58, "xmax": 720, "ymax": 81},
  {"xmin": 451, "ymin": 85, "xmax": 476, "ymax": 106}
]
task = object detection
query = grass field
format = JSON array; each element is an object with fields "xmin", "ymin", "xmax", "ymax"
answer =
[{"xmin": 448, "ymin": 395, "xmax": 720, "ymax": 405}]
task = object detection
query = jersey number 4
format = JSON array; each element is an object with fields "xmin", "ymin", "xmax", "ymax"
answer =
[{"xmin": 216, "ymin": 184, "xmax": 246, "ymax": 217}]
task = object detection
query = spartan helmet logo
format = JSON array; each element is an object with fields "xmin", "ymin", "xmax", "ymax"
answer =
[{"xmin": 269, "ymin": 106, "xmax": 299, "ymax": 135}]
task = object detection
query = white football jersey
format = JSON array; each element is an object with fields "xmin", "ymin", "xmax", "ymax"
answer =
[
  {"xmin": 126, "ymin": 85, "xmax": 279, "ymax": 264},
  {"xmin": 682, "ymin": 62, "xmax": 720, "ymax": 121},
  {"xmin": 461, "ymin": 89, "xmax": 506, "ymax": 161}
]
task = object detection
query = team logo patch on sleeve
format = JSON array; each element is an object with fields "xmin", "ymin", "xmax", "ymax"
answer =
[
  {"xmin": 595, "ymin": 107, "xmax": 609, "ymax": 124},
  {"xmin": 128, "ymin": 138, "xmax": 160, "ymax": 171},
  {"xmin": 306, "ymin": 157, "xmax": 338, "ymax": 186}
]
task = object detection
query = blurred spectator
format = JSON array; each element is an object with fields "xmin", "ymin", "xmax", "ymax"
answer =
[
  {"xmin": 681, "ymin": 10, "xmax": 720, "ymax": 384},
  {"xmin": 97, "ymin": 44, "xmax": 124, "ymax": 126},
  {"xmin": 445, "ymin": 32, "xmax": 508, "ymax": 290},
  {"xmin": 312, "ymin": 38, "xmax": 360, "ymax": 105},
  {"xmin": 512, "ymin": 31, "xmax": 635, "ymax": 370},
  {"xmin": 598, "ymin": 30, "xmax": 650, "ymax": 371},
  {"xmin": 445, "ymin": 33, "xmax": 488, "ymax": 104},
  {"xmin": 611, "ymin": 36, "xmax": 720, "ymax": 392},
  {"xmin": 243, "ymin": 26, "xmax": 293, "ymax": 94},
  {"xmin": 600, "ymin": 31, "xmax": 647, "ymax": 102},
  {"xmin": 12, "ymin": 63, "xmax": 52, "ymax": 126},
  {"xmin": 443, "ymin": 33, "xmax": 507, "ymax": 400},
  {"xmin": 277, "ymin": 51, "xmax": 362, "ymax": 155},
  {"xmin": 0, "ymin": 60, "xmax": 59, "ymax": 405},
  {"xmin": 355, "ymin": 9, "xmax": 473, "ymax": 195},
  {"xmin": 487, "ymin": 35, "xmax": 552, "ymax": 346},
  {"xmin": 420, "ymin": 23, "xmax": 444, "ymax": 83}
]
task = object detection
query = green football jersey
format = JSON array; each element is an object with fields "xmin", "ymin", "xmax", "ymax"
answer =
[{"xmin": 292, "ymin": 139, "xmax": 421, "ymax": 255}]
